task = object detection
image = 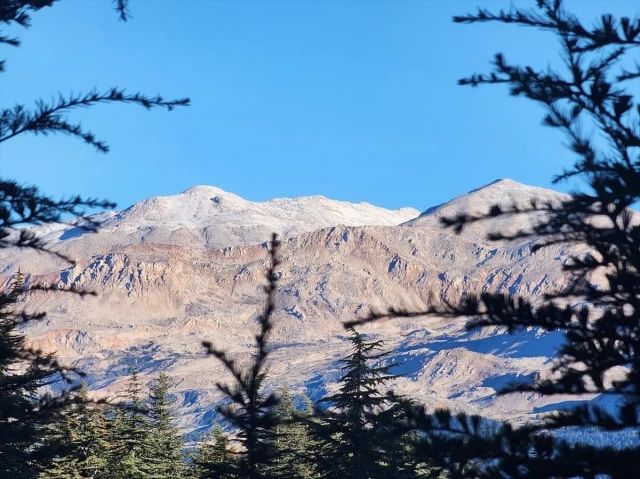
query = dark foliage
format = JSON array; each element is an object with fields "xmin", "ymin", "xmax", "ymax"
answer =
[
  {"xmin": 38, "ymin": 372, "xmax": 188, "ymax": 479},
  {"xmin": 310, "ymin": 327, "xmax": 402, "ymax": 478},
  {"xmin": 143, "ymin": 372, "xmax": 186, "ymax": 476},
  {"xmin": 1, "ymin": 0, "xmax": 189, "ymax": 259},
  {"xmin": 193, "ymin": 423, "xmax": 234, "ymax": 479},
  {"xmin": 201, "ymin": 233, "xmax": 282, "ymax": 478},
  {"xmin": 102, "ymin": 370, "xmax": 146, "ymax": 476},
  {"xmin": 38, "ymin": 382, "xmax": 109, "ymax": 478},
  {"xmin": 0, "ymin": 1, "xmax": 132, "ymax": 69},
  {"xmin": 345, "ymin": 1, "xmax": 640, "ymax": 477},
  {"xmin": 0, "ymin": 1, "xmax": 188, "ymax": 476},
  {"xmin": 0, "ymin": 1, "xmax": 55, "ymax": 72},
  {"xmin": 265, "ymin": 388, "xmax": 318, "ymax": 479},
  {"xmin": 7, "ymin": 0, "xmax": 640, "ymax": 477},
  {"xmin": 0, "ymin": 272, "xmax": 67, "ymax": 477}
]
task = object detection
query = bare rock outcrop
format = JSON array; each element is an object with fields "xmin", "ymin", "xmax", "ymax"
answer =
[{"xmin": 2, "ymin": 179, "xmax": 591, "ymax": 435}]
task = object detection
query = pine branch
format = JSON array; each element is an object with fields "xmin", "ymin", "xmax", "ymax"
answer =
[
  {"xmin": 202, "ymin": 233, "xmax": 281, "ymax": 477},
  {"xmin": 0, "ymin": 0, "xmax": 56, "ymax": 26},
  {"xmin": 0, "ymin": 179, "xmax": 116, "ymax": 261},
  {"xmin": 112, "ymin": 0, "xmax": 130, "ymax": 21},
  {"xmin": 0, "ymin": 89, "xmax": 190, "ymax": 151},
  {"xmin": 355, "ymin": 3, "xmax": 640, "ymax": 474},
  {"xmin": 0, "ymin": 1, "xmax": 54, "ymax": 72},
  {"xmin": 0, "ymin": 1, "xmax": 134, "ymax": 71},
  {"xmin": 453, "ymin": 1, "xmax": 640, "ymax": 51}
]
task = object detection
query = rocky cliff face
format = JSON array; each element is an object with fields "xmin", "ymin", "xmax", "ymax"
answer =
[{"xmin": 3, "ymin": 179, "xmax": 594, "ymax": 436}]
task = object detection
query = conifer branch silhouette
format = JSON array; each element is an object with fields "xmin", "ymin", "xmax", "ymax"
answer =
[
  {"xmin": 0, "ymin": 3, "xmax": 189, "ymax": 474},
  {"xmin": 345, "ymin": 1, "xmax": 640, "ymax": 476},
  {"xmin": 1, "ymin": 2, "xmax": 189, "ymax": 259},
  {"xmin": 202, "ymin": 233, "xmax": 281, "ymax": 478},
  {"xmin": 0, "ymin": 89, "xmax": 190, "ymax": 151},
  {"xmin": 112, "ymin": 0, "xmax": 130, "ymax": 22}
]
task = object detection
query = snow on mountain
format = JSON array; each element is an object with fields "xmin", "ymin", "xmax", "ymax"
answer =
[
  {"xmin": 118, "ymin": 186, "xmax": 417, "ymax": 229},
  {"xmin": 411, "ymin": 178, "xmax": 569, "ymax": 221},
  {"xmin": 101, "ymin": 185, "xmax": 420, "ymax": 247},
  {"xmin": 0, "ymin": 186, "xmax": 418, "ymax": 274},
  {"xmin": 1, "ymin": 179, "xmax": 598, "ymax": 435}
]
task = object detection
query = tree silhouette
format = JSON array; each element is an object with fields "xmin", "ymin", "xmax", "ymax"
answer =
[
  {"xmin": 0, "ymin": 272, "xmax": 70, "ymax": 477},
  {"xmin": 1, "ymin": 0, "xmax": 189, "ymax": 258},
  {"xmin": 38, "ymin": 382, "xmax": 109, "ymax": 478},
  {"xmin": 194, "ymin": 423, "xmax": 234, "ymax": 479},
  {"xmin": 201, "ymin": 233, "xmax": 281, "ymax": 479},
  {"xmin": 311, "ymin": 327, "xmax": 400, "ymax": 479},
  {"xmin": 1, "ymin": 1, "xmax": 188, "ymax": 475},
  {"xmin": 266, "ymin": 388, "xmax": 318, "ymax": 479},
  {"xmin": 142, "ymin": 372, "xmax": 186, "ymax": 477},
  {"xmin": 103, "ymin": 369, "xmax": 152, "ymax": 479},
  {"xmin": 346, "ymin": 1, "xmax": 640, "ymax": 477}
]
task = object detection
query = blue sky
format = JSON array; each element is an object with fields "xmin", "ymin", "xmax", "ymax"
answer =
[{"xmin": 1, "ymin": 0, "xmax": 637, "ymax": 212}]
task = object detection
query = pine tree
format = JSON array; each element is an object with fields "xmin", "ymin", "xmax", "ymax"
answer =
[
  {"xmin": 375, "ymin": 402, "xmax": 423, "ymax": 479},
  {"xmin": 201, "ymin": 234, "xmax": 281, "ymax": 479},
  {"xmin": 347, "ymin": 1, "xmax": 640, "ymax": 477},
  {"xmin": 142, "ymin": 373, "xmax": 186, "ymax": 478},
  {"xmin": 266, "ymin": 388, "xmax": 319, "ymax": 479},
  {"xmin": 1, "ymin": 2, "xmax": 188, "ymax": 476},
  {"xmin": 194, "ymin": 423, "xmax": 235, "ymax": 479},
  {"xmin": 313, "ymin": 327, "xmax": 399, "ymax": 479},
  {"xmin": 38, "ymin": 383, "xmax": 109, "ymax": 479},
  {"xmin": 104, "ymin": 370, "xmax": 152, "ymax": 479},
  {"xmin": 0, "ymin": 271, "xmax": 75, "ymax": 478},
  {"xmin": 1, "ymin": 1, "xmax": 188, "ymax": 258}
]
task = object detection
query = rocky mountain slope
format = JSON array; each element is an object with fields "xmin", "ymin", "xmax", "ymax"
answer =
[
  {"xmin": 0, "ymin": 185, "xmax": 418, "ymax": 274},
  {"xmin": 3, "ymin": 179, "xmax": 597, "ymax": 436}
]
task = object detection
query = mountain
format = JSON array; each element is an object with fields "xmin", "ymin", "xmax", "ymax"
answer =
[
  {"xmin": 0, "ymin": 185, "xmax": 418, "ymax": 274},
  {"xmin": 3, "ymin": 179, "xmax": 594, "ymax": 436}
]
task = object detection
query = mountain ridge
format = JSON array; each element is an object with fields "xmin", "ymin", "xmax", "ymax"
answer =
[{"xmin": 3, "ymin": 178, "xmax": 594, "ymax": 435}]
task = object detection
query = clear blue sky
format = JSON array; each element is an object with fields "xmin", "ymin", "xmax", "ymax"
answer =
[{"xmin": 1, "ymin": 0, "xmax": 637, "ymax": 212}]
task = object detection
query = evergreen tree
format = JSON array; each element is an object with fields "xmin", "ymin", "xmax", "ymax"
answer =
[
  {"xmin": 0, "ymin": 271, "xmax": 75, "ymax": 478},
  {"xmin": 1, "ymin": 2, "xmax": 188, "ymax": 476},
  {"xmin": 104, "ymin": 370, "xmax": 152, "ymax": 479},
  {"xmin": 348, "ymin": 1, "xmax": 640, "ymax": 477},
  {"xmin": 142, "ymin": 373, "xmax": 186, "ymax": 478},
  {"xmin": 1, "ymin": 1, "xmax": 188, "ymax": 257},
  {"xmin": 313, "ymin": 327, "xmax": 399, "ymax": 479},
  {"xmin": 201, "ymin": 234, "xmax": 282, "ymax": 479},
  {"xmin": 266, "ymin": 388, "xmax": 318, "ymax": 479},
  {"xmin": 194, "ymin": 423, "xmax": 234, "ymax": 479},
  {"xmin": 375, "ymin": 402, "xmax": 424, "ymax": 479},
  {"xmin": 38, "ymin": 383, "xmax": 109, "ymax": 479}
]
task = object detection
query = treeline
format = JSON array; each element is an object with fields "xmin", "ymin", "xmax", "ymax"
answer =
[
  {"xmin": 31, "ymin": 329, "xmax": 433, "ymax": 478},
  {"xmin": 38, "ymin": 372, "xmax": 183, "ymax": 478},
  {"xmin": 1, "ymin": 261, "xmax": 434, "ymax": 478}
]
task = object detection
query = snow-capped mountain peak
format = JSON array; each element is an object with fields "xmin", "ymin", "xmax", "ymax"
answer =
[{"xmin": 1, "ymin": 179, "xmax": 590, "ymax": 435}]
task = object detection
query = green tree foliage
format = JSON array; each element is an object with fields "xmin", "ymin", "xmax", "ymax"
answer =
[
  {"xmin": 347, "ymin": 1, "xmax": 640, "ymax": 477},
  {"xmin": 103, "ymin": 369, "xmax": 153, "ymax": 479},
  {"xmin": 313, "ymin": 327, "xmax": 400, "ymax": 479},
  {"xmin": 375, "ymin": 403, "xmax": 425, "ymax": 478},
  {"xmin": 1, "ymin": 2, "xmax": 188, "ymax": 475},
  {"xmin": 142, "ymin": 372, "xmax": 186, "ymax": 478},
  {"xmin": 0, "ymin": 2, "xmax": 187, "ymax": 476},
  {"xmin": 201, "ymin": 234, "xmax": 282, "ymax": 479},
  {"xmin": 1, "ymin": 1, "xmax": 189, "ymax": 258},
  {"xmin": 38, "ymin": 383, "xmax": 109, "ymax": 479},
  {"xmin": 0, "ymin": 271, "xmax": 74, "ymax": 477},
  {"xmin": 266, "ymin": 388, "xmax": 319, "ymax": 479},
  {"xmin": 193, "ymin": 423, "xmax": 234, "ymax": 479},
  {"xmin": 39, "ymin": 372, "xmax": 188, "ymax": 479}
]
